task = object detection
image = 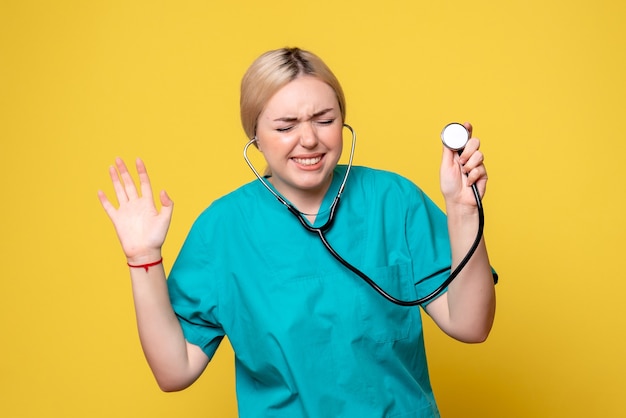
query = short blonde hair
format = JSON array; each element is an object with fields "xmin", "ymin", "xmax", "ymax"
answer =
[{"xmin": 240, "ymin": 47, "xmax": 346, "ymax": 139}]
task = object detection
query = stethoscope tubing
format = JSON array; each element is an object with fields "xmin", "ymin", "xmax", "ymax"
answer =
[
  {"xmin": 243, "ymin": 125, "xmax": 484, "ymax": 307},
  {"xmin": 312, "ymin": 183, "xmax": 483, "ymax": 306}
]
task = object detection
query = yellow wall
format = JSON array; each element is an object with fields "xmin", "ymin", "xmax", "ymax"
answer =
[{"xmin": 2, "ymin": 0, "xmax": 625, "ymax": 416}]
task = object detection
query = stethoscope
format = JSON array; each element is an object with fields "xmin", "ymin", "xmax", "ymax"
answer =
[{"xmin": 243, "ymin": 123, "xmax": 483, "ymax": 306}]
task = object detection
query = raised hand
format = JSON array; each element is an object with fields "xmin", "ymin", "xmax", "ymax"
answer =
[
  {"xmin": 439, "ymin": 122, "xmax": 488, "ymax": 211},
  {"xmin": 98, "ymin": 158, "xmax": 173, "ymax": 264}
]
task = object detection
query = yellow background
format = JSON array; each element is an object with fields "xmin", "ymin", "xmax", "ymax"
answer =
[{"xmin": 1, "ymin": 0, "xmax": 625, "ymax": 416}]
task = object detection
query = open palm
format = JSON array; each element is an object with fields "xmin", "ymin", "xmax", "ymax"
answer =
[{"xmin": 98, "ymin": 158, "xmax": 173, "ymax": 263}]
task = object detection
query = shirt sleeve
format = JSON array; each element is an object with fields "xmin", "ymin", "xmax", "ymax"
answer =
[
  {"xmin": 167, "ymin": 211, "xmax": 225, "ymax": 360},
  {"xmin": 403, "ymin": 181, "xmax": 454, "ymax": 306},
  {"xmin": 404, "ymin": 180, "xmax": 498, "ymax": 306}
]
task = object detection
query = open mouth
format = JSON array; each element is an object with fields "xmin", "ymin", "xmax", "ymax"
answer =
[{"xmin": 292, "ymin": 155, "xmax": 323, "ymax": 166}]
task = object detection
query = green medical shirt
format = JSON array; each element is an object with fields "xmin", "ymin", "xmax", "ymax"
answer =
[{"xmin": 168, "ymin": 166, "xmax": 454, "ymax": 417}]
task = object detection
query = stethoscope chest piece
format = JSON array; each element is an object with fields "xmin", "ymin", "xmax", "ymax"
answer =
[{"xmin": 441, "ymin": 122, "xmax": 469, "ymax": 151}]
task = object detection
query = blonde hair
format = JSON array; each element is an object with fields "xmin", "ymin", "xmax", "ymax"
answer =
[{"xmin": 240, "ymin": 47, "xmax": 346, "ymax": 139}]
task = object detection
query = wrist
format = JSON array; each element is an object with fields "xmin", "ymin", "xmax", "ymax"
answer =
[
  {"xmin": 127, "ymin": 257, "xmax": 163, "ymax": 272},
  {"xmin": 126, "ymin": 251, "xmax": 163, "ymax": 266},
  {"xmin": 445, "ymin": 203, "xmax": 478, "ymax": 221}
]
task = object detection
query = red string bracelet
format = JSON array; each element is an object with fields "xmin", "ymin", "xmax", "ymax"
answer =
[{"xmin": 127, "ymin": 258, "xmax": 163, "ymax": 272}]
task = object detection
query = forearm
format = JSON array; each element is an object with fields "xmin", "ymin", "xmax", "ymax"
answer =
[
  {"xmin": 440, "ymin": 208, "xmax": 496, "ymax": 342},
  {"xmin": 129, "ymin": 261, "xmax": 208, "ymax": 391}
]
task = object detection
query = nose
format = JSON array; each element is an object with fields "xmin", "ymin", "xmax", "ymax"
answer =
[{"xmin": 299, "ymin": 122, "xmax": 319, "ymax": 149}]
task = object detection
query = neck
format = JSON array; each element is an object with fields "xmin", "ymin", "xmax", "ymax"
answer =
[
  {"xmin": 285, "ymin": 193, "xmax": 324, "ymax": 219},
  {"xmin": 267, "ymin": 173, "xmax": 334, "ymax": 219}
]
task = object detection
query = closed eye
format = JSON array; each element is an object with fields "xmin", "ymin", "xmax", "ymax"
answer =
[{"xmin": 275, "ymin": 119, "xmax": 335, "ymax": 132}]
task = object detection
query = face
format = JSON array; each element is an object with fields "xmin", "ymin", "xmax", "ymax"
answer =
[{"xmin": 255, "ymin": 76, "xmax": 343, "ymax": 206}]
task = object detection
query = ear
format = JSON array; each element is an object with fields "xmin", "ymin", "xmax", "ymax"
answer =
[{"xmin": 254, "ymin": 137, "xmax": 263, "ymax": 152}]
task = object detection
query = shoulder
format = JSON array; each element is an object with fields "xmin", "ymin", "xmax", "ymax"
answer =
[
  {"xmin": 347, "ymin": 165, "xmax": 424, "ymax": 196},
  {"xmin": 191, "ymin": 180, "xmax": 261, "ymax": 228},
  {"xmin": 346, "ymin": 166, "xmax": 444, "ymax": 217}
]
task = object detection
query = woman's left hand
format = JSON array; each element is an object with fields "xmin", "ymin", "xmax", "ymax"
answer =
[{"xmin": 440, "ymin": 122, "xmax": 487, "ymax": 210}]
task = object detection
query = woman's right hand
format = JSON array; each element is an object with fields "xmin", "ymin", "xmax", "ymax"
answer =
[{"xmin": 98, "ymin": 157, "xmax": 173, "ymax": 265}]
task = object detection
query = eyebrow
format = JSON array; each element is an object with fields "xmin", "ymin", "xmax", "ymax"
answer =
[{"xmin": 273, "ymin": 108, "xmax": 335, "ymax": 123}]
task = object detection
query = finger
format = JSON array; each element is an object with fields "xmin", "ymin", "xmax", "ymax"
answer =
[
  {"xmin": 159, "ymin": 189, "xmax": 174, "ymax": 208},
  {"xmin": 135, "ymin": 158, "xmax": 154, "ymax": 202},
  {"xmin": 97, "ymin": 190, "xmax": 117, "ymax": 218},
  {"xmin": 458, "ymin": 137, "xmax": 480, "ymax": 165},
  {"xmin": 115, "ymin": 157, "xmax": 139, "ymax": 199},
  {"xmin": 159, "ymin": 190, "xmax": 174, "ymax": 218},
  {"xmin": 463, "ymin": 121, "xmax": 473, "ymax": 137},
  {"xmin": 108, "ymin": 164, "xmax": 128, "ymax": 204},
  {"xmin": 461, "ymin": 149, "xmax": 485, "ymax": 173},
  {"xmin": 465, "ymin": 164, "xmax": 487, "ymax": 187},
  {"xmin": 468, "ymin": 173, "xmax": 487, "ymax": 198}
]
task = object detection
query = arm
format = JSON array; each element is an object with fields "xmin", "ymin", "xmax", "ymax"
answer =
[
  {"xmin": 424, "ymin": 123, "xmax": 496, "ymax": 343},
  {"xmin": 98, "ymin": 157, "xmax": 209, "ymax": 391}
]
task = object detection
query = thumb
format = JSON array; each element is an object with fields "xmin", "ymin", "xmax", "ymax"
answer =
[
  {"xmin": 440, "ymin": 144, "xmax": 457, "ymax": 169},
  {"xmin": 159, "ymin": 190, "xmax": 174, "ymax": 213}
]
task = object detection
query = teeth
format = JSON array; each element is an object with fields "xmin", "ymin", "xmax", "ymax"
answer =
[{"xmin": 293, "ymin": 156, "xmax": 322, "ymax": 166}]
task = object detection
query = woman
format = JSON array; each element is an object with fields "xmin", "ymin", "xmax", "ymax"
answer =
[{"xmin": 98, "ymin": 47, "xmax": 496, "ymax": 417}]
